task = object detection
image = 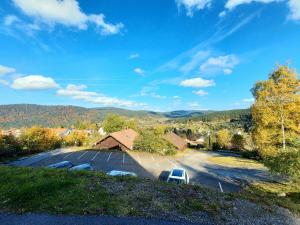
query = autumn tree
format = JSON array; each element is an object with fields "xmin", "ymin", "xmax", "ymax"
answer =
[
  {"xmin": 64, "ymin": 130, "xmax": 87, "ymax": 146},
  {"xmin": 252, "ymin": 66, "xmax": 300, "ymax": 156},
  {"xmin": 251, "ymin": 65, "xmax": 300, "ymax": 177},
  {"xmin": 20, "ymin": 127, "xmax": 61, "ymax": 152},
  {"xmin": 102, "ymin": 114, "xmax": 137, "ymax": 133},
  {"xmin": 215, "ymin": 129, "xmax": 231, "ymax": 149}
]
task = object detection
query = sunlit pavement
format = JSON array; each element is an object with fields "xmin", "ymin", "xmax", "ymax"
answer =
[{"xmin": 10, "ymin": 148, "xmax": 274, "ymax": 192}]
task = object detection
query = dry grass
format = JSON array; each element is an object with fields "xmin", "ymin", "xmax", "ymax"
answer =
[{"xmin": 208, "ymin": 155, "xmax": 264, "ymax": 169}]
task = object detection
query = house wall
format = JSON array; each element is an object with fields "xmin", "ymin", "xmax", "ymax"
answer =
[{"xmin": 95, "ymin": 136, "xmax": 129, "ymax": 151}]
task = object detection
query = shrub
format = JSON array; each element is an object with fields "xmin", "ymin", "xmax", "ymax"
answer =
[
  {"xmin": 64, "ymin": 131, "xmax": 87, "ymax": 146},
  {"xmin": 20, "ymin": 127, "xmax": 61, "ymax": 152},
  {"xmin": 215, "ymin": 129, "xmax": 231, "ymax": 149},
  {"xmin": 231, "ymin": 133, "xmax": 245, "ymax": 150},
  {"xmin": 264, "ymin": 149, "xmax": 300, "ymax": 178},
  {"xmin": 134, "ymin": 129, "xmax": 177, "ymax": 155}
]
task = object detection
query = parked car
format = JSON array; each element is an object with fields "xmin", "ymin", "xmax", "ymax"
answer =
[
  {"xmin": 69, "ymin": 163, "xmax": 94, "ymax": 171},
  {"xmin": 107, "ymin": 170, "xmax": 137, "ymax": 177},
  {"xmin": 167, "ymin": 168, "xmax": 189, "ymax": 184},
  {"xmin": 47, "ymin": 161, "xmax": 74, "ymax": 169}
]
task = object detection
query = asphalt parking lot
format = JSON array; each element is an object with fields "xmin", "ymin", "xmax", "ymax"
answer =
[
  {"xmin": 27, "ymin": 148, "xmax": 267, "ymax": 192},
  {"xmin": 10, "ymin": 148, "xmax": 275, "ymax": 192}
]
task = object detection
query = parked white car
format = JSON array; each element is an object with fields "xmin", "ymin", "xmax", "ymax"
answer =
[
  {"xmin": 47, "ymin": 161, "xmax": 74, "ymax": 169},
  {"xmin": 167, "ymin": 168, "xmax": 189, "ymax": 184},
  {"xmin": 69, "ymin": 163, "xmax": 94, "ymax": 171},
  {"xmin": 107, "ymin": 170, "xmax": 137, "ymax": 177}
]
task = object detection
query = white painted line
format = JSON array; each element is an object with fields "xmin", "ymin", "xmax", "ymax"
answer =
[
  {"xmin": 92, "ymin": 151, "xmax": 100, "ymax": 161},
  {"xmin": 107, "ymin": 152, "xmax": 112, "ymax": 162},
  {"xmin": 218, "ymin": 182, "xmax": 224, "ymax": 193},
  {"xmin": 63, "ymin": 152, "xmax": 73, "ymax": 159},
  {"xmin": 151, "ymin": 155, "xmax": 155, "ymax": 161},
  {"xmin": 123, "ymin": 153, "xmax": 125, "ymax": 164},
  {"xmin": 77, "ymin": 151, "xmax": 88, "ymax": 160}
]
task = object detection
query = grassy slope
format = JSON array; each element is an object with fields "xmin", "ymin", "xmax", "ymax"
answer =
[{"xmin": 0, "ymin": 166, "xmax": 299, "ymax": 222}]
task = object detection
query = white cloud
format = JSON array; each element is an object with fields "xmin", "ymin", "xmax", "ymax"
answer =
[
  {"xmin": 12, "ymin": 0, "xmax": 123, "ymax": 35},
  {"xmin": 187, "ymin": 101, "xmax": 207, "ymax": 110},
  {"xmin": 139, "ymin": 86, "xmax": 167, "ymax": 99},
  {"xmin": 11, "ymin": 75, "xmax": 59, "ymax": 90},
  {"xmin": 219, "ymin": 11, "xmax": 227, "ymax": 17},
  {"xmin": 180, "ymin": 77, "xmax": 215, "ymax": 87},
  {"xmin": 134, "ymin": 68, "xmax": 145, "ymax": 76},
  {"xmin": 193, "ymin": 89, "xmax": 208, "ymax": 96},
  {"xmin": 4, "ymin": 15, "xmax": 20, "ymax": 26},
  {"xmin": 242, "ymin": 98, "xmax": 255, "ymax": 103},
  {"xmin": 200, "ymin": 54, "xmax": 239, "ymax": 75},
  {"xmin": 180, "ymin": 50, "xmax": 210, "ymax": 74},
  {"xmin": 176, "ymin": 0, "xmax": 212, "ymax": 17},
  {"xmin": 0, "ymin": 65, "xmax": 16, "ymax": 75},
  {"xmin": 3, "ymin": 14, "xmax": 41, "ymax": 37},
  {"xmin": 288, "ymin": 0, "xmax": 300, "ymax": 21},
  {"xmin": 129, "ymin": 53, "xmax": 140, "ymax": 59},
  {"xmin": 224, "ymin": 0, "xmax": 300, "ymax": 21},
  {"xmin": 57, "ymin": 84, "xmax": 145, "ymax": 108},
  {"xmin": 225, "ymin": 0, "xmax": 281, "ymax": 10},
  {"xmin": 0, "ymin": 79, "xmax": 9, "ymax": 86}
]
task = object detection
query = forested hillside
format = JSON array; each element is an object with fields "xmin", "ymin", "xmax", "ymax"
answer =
[
  {"xmin": 0, "ymin": 104, "xmax": 157, "ymax": 128},
  {"xmin": 0, "ymin": 104, "xmax": 251, "ymax": 128}
]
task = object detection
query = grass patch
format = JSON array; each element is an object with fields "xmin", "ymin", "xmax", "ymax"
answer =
[
  {"xmin": 208, "ymin": 156, "xmax": 264, "ymax": 169},
  {"xmin": 0, "ymin": 166, "xmax": 224, "ymax": 218},
  {"xmin": 238, "ymin": 180, "xmax": 300, "ymax": 214},
  {"xmin": 0, "ymin": 166, "xmax": 298, "ymax": 222}
]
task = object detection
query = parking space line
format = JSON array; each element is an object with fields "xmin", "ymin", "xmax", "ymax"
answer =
[
  {"xmin": 63, "ymin": 152, "xmax": 73, "ymax": 159},
  {"xmin": 107, "ymin": 152, "xmax": 112, "ymax": 162},
  {"xmin": 91, "ymin": 151, "xmax": 100, "ymax": 161},
  {"xmin": 151, "ymin": 155, "xmax": 155, "ymax": 161},
  {"xmin": 123, "ymin": 153, "xmax": 125, "ymax": 164},
  {"xmin": 77, "ymin": 151, "xmax": 88, "ymax": 160}
]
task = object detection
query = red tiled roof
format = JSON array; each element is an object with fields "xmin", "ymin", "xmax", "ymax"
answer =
[
  {"xmin": 163, "ymin": 132, "xmax": 187, "ymax": 150},
  {"xmin": 108, "ymin": 129, "xmax": 139, "ymax": 150}
]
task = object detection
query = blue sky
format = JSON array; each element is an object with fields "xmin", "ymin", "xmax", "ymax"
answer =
[{"xmin": 0, "ymin": 0, "xmax": 299, "ymax": 111}]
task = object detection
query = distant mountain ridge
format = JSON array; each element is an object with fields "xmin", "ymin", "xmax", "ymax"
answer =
[{"xmin": 0, "ymin": 104, "xmax": 250, "ymax": 128}]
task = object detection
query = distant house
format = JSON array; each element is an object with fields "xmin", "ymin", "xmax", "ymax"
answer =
[
  {"xmin": 98, "ymin": 127, "xmax": 106, "ymax": 136},
  {"xmin": 94, "ymin": 129, "xmax": 139, "ymax": 151},
  {"xmin": 163, "ymin": 132, "xmax": 187, "ymax": 150}
]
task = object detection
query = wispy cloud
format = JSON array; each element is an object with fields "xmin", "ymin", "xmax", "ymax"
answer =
[
  {"xmin": 157, "ymin": 11, "xmax": 259, "ymax": 73},
  {"xmin": 180, "ymin": 77, "xmax": 215, "ymax": 88},
  {"xmin": 223, "ymin": 0, "xmax": 300, "ymax": 21},
  {"xmin": 129, "ymin": 53, "xmax": 140, "ymax": 59},
  {"xmin": 137, "ymin": 85, "xmax": 167, "ymax": 99},
  {"xmin": 57, "ymin": 84, "xmax": 145, "ymax": 108},
  {"xmin": 242, "ymin": 98, "xmax": 255, "ymax": 103},
  {"xmin": 134, "ymin": 68, "xmax": 145, "ymax": 76},
  {"xmin": 200, "ymin": 54, "xmax": 239, "ymax": 75},
  {"xmin": 193, "ymin": 89, "xmax": 208, "ymax": 96},
  {"xmin": 0, "ymin": 64, "xmax": 16, "ymax": 75},
  {"xmin": 180, "ymin": 50, "xmax": 211, "ymax": 74}
]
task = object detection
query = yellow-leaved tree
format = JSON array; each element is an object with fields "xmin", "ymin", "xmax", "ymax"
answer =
[{"xmin": 251, "ymin": 65, "xmax": 300, "ymax": 177}]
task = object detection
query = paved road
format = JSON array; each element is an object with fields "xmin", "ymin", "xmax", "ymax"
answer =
[{"xmin": 0, "ymin": 212, "xmax": 213, "ymax": 225}]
